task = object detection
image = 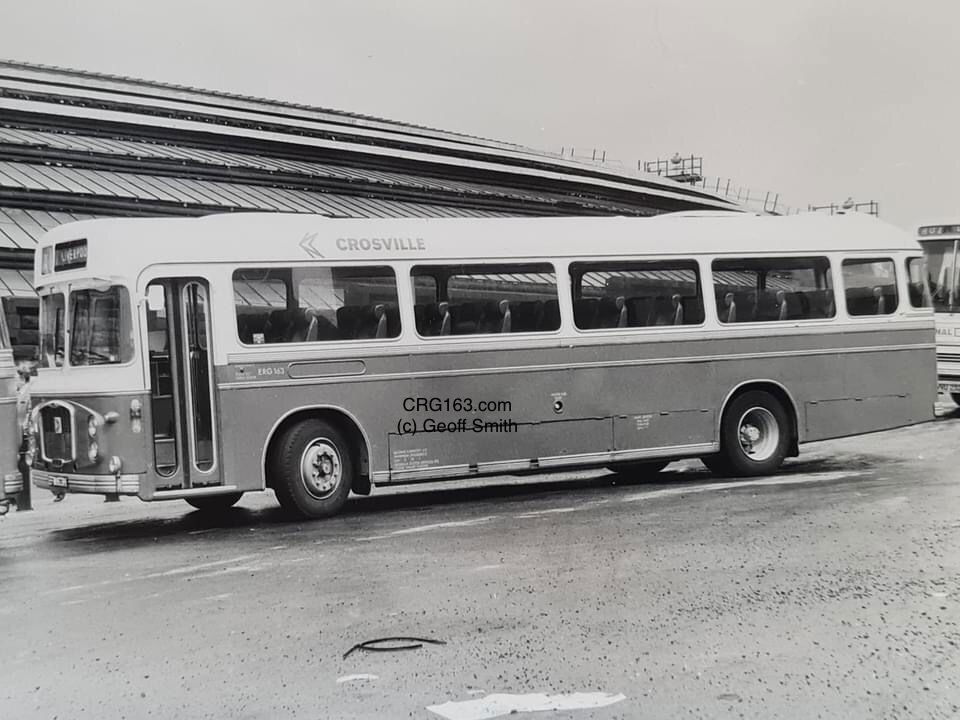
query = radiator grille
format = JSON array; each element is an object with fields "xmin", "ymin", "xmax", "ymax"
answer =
[{"xmin": 40, "ymin": 405, "xmax": 73, "ymax": 462}]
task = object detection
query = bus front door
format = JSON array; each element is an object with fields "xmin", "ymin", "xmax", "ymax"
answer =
[{"xmin": 146, "ymin": 279, "xmax": 223, "ymax": 491}]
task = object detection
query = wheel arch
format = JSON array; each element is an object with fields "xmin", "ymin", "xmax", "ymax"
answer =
[
  {"xmin": 261, "ymin": 405, "xmax": 373, "ymax": 495},
  {"xmin": 718, "ymin": 379, "xmax": 800, "ymax": 457}
]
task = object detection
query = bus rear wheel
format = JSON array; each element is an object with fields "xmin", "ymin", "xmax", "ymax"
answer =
[
  {"xmin": 186, "ymin": 492, "xmax": 243, "ymax": 512},
  {"xmin": 270, "ymin": 418, "xmax": 353, "ymax": 519},
  {"xmin": 951, "ymin": 393, "xmax": 960, "ymax": 406},
  {"xmin": 711, "ymin": 390, "xmax": 790, "ymax": 477}
]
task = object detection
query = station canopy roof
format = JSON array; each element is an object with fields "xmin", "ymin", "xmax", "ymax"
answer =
[{"xmin": 0, "ymin": 60, "xmax": 741, "ymax": 281}]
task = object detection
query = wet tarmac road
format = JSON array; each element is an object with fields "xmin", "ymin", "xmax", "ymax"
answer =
[{"xmin": 2, "ymin": 412, "xmax": 960, "ymax": 719}]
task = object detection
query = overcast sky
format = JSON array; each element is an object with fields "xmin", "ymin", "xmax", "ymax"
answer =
[{"xmin": 5, "ymin": 0, "xmax": 959, "ymax": 230}]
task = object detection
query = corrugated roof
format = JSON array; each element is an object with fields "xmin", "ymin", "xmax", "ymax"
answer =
[
  {"xmin": 0, "ymin": 267, "xmax": 33, "ymax": 297},
  {"xmin": 0, "ymin": 61, "xmax": 740, "ymax": 212},
  {"xmin": 0, "ymin": 161, "xmax": 514, "ymax": 225},
  {"xmin": 0, "ymin": 127, "xmax": 478, "ymax": 192},
  {"xmin": 0, "ymin": 206, "xmax": 104, "ymax": 248},
  {"xmin": 0, "ymin": 126, "xmax": 639, "ymax": 213},
  {"xmin": 0, "ymin": 60, "xmax": 532, "ymax": 155}
]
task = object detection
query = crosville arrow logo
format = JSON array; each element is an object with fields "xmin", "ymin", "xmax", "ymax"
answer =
[{"xmin": 299, "ymin": 232, "xmax": 324, "ymax": 258}]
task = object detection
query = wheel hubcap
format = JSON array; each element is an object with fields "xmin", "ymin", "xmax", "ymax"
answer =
[
  {"xmin": 737, "ymin": 407, "xmax": 779, "ymax": 462},
  {"xmin": 299, "ymin": 439, "xmax": 342, "ymax": 499}
]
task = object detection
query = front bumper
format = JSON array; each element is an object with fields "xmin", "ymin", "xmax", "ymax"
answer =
[
  {"xmin": 936, "ymin": 359, "xmax": 960, "ymax": 393},
  {"xmin": 32, "ymin": 469, "xmax": 141, "ymax": 495}
]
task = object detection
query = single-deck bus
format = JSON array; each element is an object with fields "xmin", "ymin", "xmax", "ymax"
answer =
[
  {"xmin": 27, "ymin": 212, "xmax": 935, "ymax": 518},
  {"xmin": 917, "ymin": 222, "xmax": 960, "ymax": 401},
  {"xmin": 0, "ymin": 309, "xmax": 23, "ymax": 513}
]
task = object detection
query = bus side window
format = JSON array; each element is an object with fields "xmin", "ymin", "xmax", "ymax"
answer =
[
  {"xmin": 233, "ymin": 266, "xmax": 401, "ymax": 343},
  {"xmin": 712, "ymin": 257, "xmax": 833, "ymax": 323},
  {"xmin": 301, "ymin": 266, "xmax": 401, "ymax": 341},
  {"xmin": 412, "ymin": 263, "xmax": 559, "ymax": 336},
  {"xmin": 2, "ymin": 292, "xmax": 40, "ymax": 364},
  {"xmin": 842, "ymin": 258, "xmax": 898, "ymax": 316},
  {"xmin": 233, "ymin": 269, "xmax": 289, "ymax": 344},
  {"xmin": 571, "ymin": 261, "xmax": 704, "ymax": 330}
]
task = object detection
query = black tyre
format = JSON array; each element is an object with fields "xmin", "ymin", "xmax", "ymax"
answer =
[
  {"xmin": 270, "ymin": 418, "xmax": 353, "ymax": 519},
  {"xmin": 951, "ymin": 393, "xmax": 960, "ymax": 406},
  {"xmin": 714, "ymin": 390, "xmax": 791, "ymax": 477},
  {"xmin": 186, "ymin": 492, "xmax": 243, "ymax": 512},
  {"xmin": 607, "ymin": 459, "xmax": 669, "ymax": 476}
]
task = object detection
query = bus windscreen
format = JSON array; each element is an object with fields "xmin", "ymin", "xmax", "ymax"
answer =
[{"xmin": 922, "ymin": 239, "xmax": 958, "ymax": 312}]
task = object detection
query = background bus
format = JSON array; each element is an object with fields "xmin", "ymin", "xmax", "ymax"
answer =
[
  {"xmin": 0, "ymin": 309, "xmax": 23, "ymax": 513},
  {"xmin": 917, "ymin": 222, "xmax": 960, "ymax": 402},
  {"xmin": 27, "ymin": 212, "xmax": 935, "ymax": 519}
]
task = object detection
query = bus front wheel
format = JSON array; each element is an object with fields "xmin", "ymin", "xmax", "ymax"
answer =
[
  {"xmin": 710, "ymin": 390, "xmax": 790, "ymax": 477},
  {"xmin": 186, "ymin": 492, "xmax": 243, "ymax": 512},
  {"xmin": 271, "ymin": 418, "xmax": 353, "ymax": 519}
]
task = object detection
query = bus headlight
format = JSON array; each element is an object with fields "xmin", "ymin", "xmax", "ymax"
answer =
[
  {"xmin": 88, "ymin": 415, "xmax": 98, "ymax": 438},
  {"xmin": 88, "ymin": 442, "xmax": 99, "ymax": 463},
  {"xmin": 108, "ymin": 456, "xmax": 122, "ymax": 474}
]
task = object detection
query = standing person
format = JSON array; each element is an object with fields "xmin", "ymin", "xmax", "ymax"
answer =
[{"xmin": 14, "ymin": 361, "xmax": 33, "ymax": 510}]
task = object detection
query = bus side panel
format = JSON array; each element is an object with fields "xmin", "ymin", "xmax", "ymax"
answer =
[
  {"xmin": 387, "ymin": 417, "xmax": 613, "ymax": 474},
  {"xmin": 215, "ymin": 325, "xmax": 934, "ymax": 488},
  {"xmin": 0, "ymin": 396, "xmax": 19, "ymax": 495},
  {"xmin": 0, "ymin": 360, "xmax": 18, "ymax": 492},
  {"xmin": 698, "ymin": 327, "xmax": 934, "ymax": 444},
  {"xmin": 216, "ymin": 386, "xmax": 273, "ymax": 493},
  {"xmin": 565, "ymin": 346, "xmax": 717, "ymax": 451},
  {"xmin": 216, "ymin": 366, "xmax": 413, "ymax": 487},
  {"xmin": 401, "ymin": 343, "xmax": 718, "ymax": 471},
  {"xmin": 803, "ymin": 345, "xmax": 936, "ymax": 441},
  {"xmin": 216, "ymin": 387, "xmax": 267, "ymax": 492},
  {"xmin": 218, "ymin": 341, "xmax": 720, "ymax": 485},
  {"xmin": 613, "ymin": 409, "xmax": 715, "ymax": 450},
  {"xmin": 394, "ymin": 349, "xmax": 612, "ymax": 473}
]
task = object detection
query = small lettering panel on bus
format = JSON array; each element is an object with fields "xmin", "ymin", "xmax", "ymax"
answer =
[
  {"xmin": 54, "ymin": 239, "xmax": 88, "ymax": 271},
  {"xmin": 49, "ymin": 475, "xmax": 67, "ymax": 488},
  {"xmin": 232, "ymin": 364, "xmax": 288, "ymax": 382}
]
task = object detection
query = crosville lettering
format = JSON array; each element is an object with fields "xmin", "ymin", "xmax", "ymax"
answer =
[{"xmin": 336, "ymin": 237, "xmax": 426, "ymax": 252}]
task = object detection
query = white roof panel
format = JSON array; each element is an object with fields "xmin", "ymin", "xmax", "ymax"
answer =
[{"xmin": 29, "ymin": 212, "xmax": 920, "ymax": 288}]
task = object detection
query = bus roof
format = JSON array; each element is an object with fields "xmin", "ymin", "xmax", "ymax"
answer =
[{"xmin": 33, "ymin": 211, "xmax": 920, "ymax": 283}]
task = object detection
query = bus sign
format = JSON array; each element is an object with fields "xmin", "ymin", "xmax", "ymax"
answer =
[
  {"xmin": 918, "ymin": 225, "xmax": 960, "ymax": 237},
  {"xmin": 54, "ymin": 239, "xmax": 88, "ymax": 271}
]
